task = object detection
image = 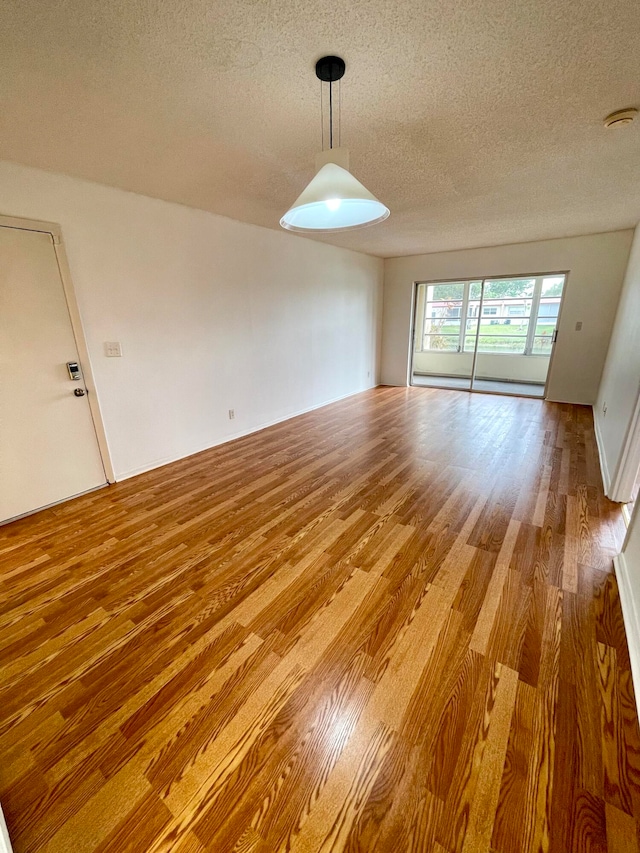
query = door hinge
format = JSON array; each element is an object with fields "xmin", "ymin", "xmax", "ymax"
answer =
[{"xmin": 552, "ymin": 330, "xmax": 558, "ymax": 343}]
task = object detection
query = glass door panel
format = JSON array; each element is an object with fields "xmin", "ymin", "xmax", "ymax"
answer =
[
  {"xmin": 464, "ymin": 280, "xmax": 484, "ymax": 354},
  {"xmin": 411, "ymin": 281, "xmax": 480, "ymax": 391},
  {"xmin": 471, "ymin": 277, "xmax": 545, "ymax": 395},
  {"xmin": 532, "ymin": 276, "xmax": 564, "ymax": 356}
]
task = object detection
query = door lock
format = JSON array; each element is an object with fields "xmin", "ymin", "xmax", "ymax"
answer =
[
  {"xmin": 67, "ymin": 362, "xmax": 81, "ymax": 381},
  {"xmin": 74, "ymin": 388, "xmax": 86, "ymax": 397}
]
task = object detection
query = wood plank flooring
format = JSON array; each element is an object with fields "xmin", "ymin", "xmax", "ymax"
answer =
[{"xmin": 0, "ymin": 386, "xmax": 636, "ymax": 853}]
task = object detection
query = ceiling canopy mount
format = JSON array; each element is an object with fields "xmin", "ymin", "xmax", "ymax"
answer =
[{"xmin": 315, "ymin": 55, "xmax": 345, "ymax": 83}]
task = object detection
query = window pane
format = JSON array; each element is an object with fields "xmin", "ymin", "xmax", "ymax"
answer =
[
  {"xmin": 478, "ymin": 317, "xmax": 502, "ymax": 329},
  {"xmin": 537, "ymin": 299, "xmax": 560, "ymax": 319},
  {"xmin": 533, "ymin": 321, "xmax": 556, "ymax": 337},
  {"xmin": 427, "ymin": 305, "xmax": 463, "ymax": 320},
  {"xmin": 424, "ymin": 319, "xmax": 461, "ymax": 336},
  {"xmin": 501, "ymin": 317, "xmax": 531, "ymax": 331},
  {"xmin": 476, "ymin": 335, "xmax": 527, "ymax": 354},
  {"xmin": 426, "ymin": 306, "xmax": 463, "ymax": 323},
  {"xmin": 423, "ymin": 279, "xmax": 465, "ymax": 360},
  {"xmin": 428, "ymin": 306, "xmax": 449, "ymax": 319},
  {"xmin": 483, "ymin": 278, "xmax": 535, "ymax": 300},
  {"xmin": 423, "ymin": 334, "xmax": 460, "ymax": 352},
  {"xmin": 541, "ymin": 276, "xmax": 565, "ymax": 297},
  {"xmin": 469, "ymin": 281, "xmax": 483, "ymax": 300},
  {"xmin": 532, "ymin": 336, "xmax": 554, "ymax": 355},
  {"xmin": 427, "ymin": 282, "xmax": 465, "ymax": 301}
]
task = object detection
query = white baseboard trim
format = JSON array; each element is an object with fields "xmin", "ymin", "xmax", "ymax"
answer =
[
  {"xmin": 613, "ymin": 552, "xmax": 640, "ymax": 716},
  {"xmin": 593, "ymin": 408, "xmax": 611, "ymax": 496},
  {"xmin": 0, "ymin": 805, "xmax": 14, "ymax": 853}
]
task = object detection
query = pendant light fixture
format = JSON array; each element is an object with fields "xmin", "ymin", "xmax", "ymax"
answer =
[{"xmin": 280, "ymin": 56, "xmax": 390, "ymax": 233}]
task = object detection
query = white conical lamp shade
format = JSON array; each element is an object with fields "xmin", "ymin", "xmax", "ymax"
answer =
[{"xmin": 280, "ymin": 163, "xmax": 390, "ymax": 232}]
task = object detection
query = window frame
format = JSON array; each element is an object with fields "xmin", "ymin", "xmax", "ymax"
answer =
[{"xmin": 416, "ymin": 274, "xmax": 566, "ymax": 357}]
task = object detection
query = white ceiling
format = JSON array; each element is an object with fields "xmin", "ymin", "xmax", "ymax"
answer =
[{"xmin": 1, "ymin": 0, "xmax": 639, "ymax": 258}]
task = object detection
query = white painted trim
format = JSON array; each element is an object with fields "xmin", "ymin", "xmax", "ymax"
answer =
[
  {"xmin": 0, "ymin": 805, "xmax": 14, "ymax": 853},
  {"xmin": 593, "ymin": 408, "xmax": 611, "ymax": 496},
  {"xmin": 613, "ymin": 552, "xmax": 640, "ymax": 717},
  {"xmin": 0, "ymin": 213, "xmax": 62, "ymax": 238},
  {"xmin": 116, "ymin": 384, "xmax": 379, "ymax": 481},
  {"xmin": 609, "ymin": 387, "xmax": 640, "ymax": 503},
  {"xmin": 52, "ymin": 237, "xmax": 116, "ymax": 484}
]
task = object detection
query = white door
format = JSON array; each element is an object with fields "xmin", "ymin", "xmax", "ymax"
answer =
[{"xmin": 0, "ymin": 226, "xmax": 107, "ymax": 523}]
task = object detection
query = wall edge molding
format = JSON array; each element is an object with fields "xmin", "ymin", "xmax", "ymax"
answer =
[
  {"xmin": 613, "ymin": 552, "xmax": 640, "ymax": 717},
  {"xmin": 593, "ymin": 407, "xmax": 611, "ymax": 496}
]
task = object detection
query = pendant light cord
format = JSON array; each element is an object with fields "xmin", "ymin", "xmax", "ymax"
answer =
[
  {"xmin": 320, "ymin": 80, "xmax": 324, "ymax": 151},
  {"xmin": 317, "ymin": 58, "xmax": 344, "ymax": 153},
  {"xmin": 329, "ymin": 79, "xmax": 333, "ymax": 149}
]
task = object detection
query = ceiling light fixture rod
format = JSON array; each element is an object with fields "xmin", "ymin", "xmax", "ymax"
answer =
[
  {"xmin": 316, "ymin": 56, "xmax": 344, "ymax": 151},
  {"xmin": 329, "ymin": 76, "xmax": 333, "ymax": 149}
]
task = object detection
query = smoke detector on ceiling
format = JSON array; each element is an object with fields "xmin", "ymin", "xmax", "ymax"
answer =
[{"xmin": 603, "ymin": 108, "xmax": 638, "ymax": 128}]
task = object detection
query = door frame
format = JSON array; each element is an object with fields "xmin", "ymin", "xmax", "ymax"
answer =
[
  {"xmin": 610, "ymin": 387, "xmax": 640, "ymax": 505},
  {"xmin": 0, "ymin": 213, "xmax": 115, "ymax": 483},
  {"xmin": 409, "ymin": 270, "xmax": 569, "ymax": 398}
]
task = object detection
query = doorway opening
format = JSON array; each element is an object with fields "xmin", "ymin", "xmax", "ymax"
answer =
[{"xmin": 410, "ymin": 273, "xmax": 567, "ymax": 398}]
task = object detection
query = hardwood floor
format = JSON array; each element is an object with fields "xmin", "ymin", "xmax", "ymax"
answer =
[{"xmin": 0, "ymin": 386, "xmax": 636, "ymax": 853}]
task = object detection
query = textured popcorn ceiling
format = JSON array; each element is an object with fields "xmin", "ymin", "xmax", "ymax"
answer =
[{"xmin": 1, "ymin": 0, "xmax": 639, "ymax": 257}]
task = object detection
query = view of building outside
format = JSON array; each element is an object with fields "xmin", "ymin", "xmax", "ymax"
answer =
[{"xmin": 420, "ymin": 276, "xmax": 565, "ymax": 355}]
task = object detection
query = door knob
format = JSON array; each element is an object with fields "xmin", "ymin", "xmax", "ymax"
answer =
[{"xmin": 74, "ymin": 388, "xmax": 86, "ymax": 397}]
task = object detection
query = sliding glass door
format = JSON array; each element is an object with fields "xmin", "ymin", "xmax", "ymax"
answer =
[{"xmin": 411, "ymin": 274, "xmax": 566, "ymax": 397}]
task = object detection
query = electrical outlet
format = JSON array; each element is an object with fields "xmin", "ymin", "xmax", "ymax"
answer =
[
  {"xmin": 575, "ymin": 321, "xmax": 583, "ymax": 331},
  {"xmin": 228, "ymin": 409, "xmax": 235, "ymax": 420},
  {"xmin": 105, "ymin": 341, "xmax": 122, "ymax": 357}
]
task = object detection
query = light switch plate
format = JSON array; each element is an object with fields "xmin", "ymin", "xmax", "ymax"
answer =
[{"xmin": 105, "ymin": 341, "xmax": 122, "ymax": 357}]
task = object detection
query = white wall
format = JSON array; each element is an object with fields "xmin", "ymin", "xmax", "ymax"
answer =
[
  {"xmin": 0, "ymin": 161, "xmax": 383, "ymax": 480},
  {"xmin": 382, "ymin": 231, "xmax": 633, "ymax": 404},
  {"xmin": 595, "ymin": 225, "xmax": 640, "ymax": 495}
]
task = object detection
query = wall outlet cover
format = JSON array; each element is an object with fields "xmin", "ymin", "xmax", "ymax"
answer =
[{"xmin": 105, "ymin": 342, "xmax": 122, "ymax": 357}]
